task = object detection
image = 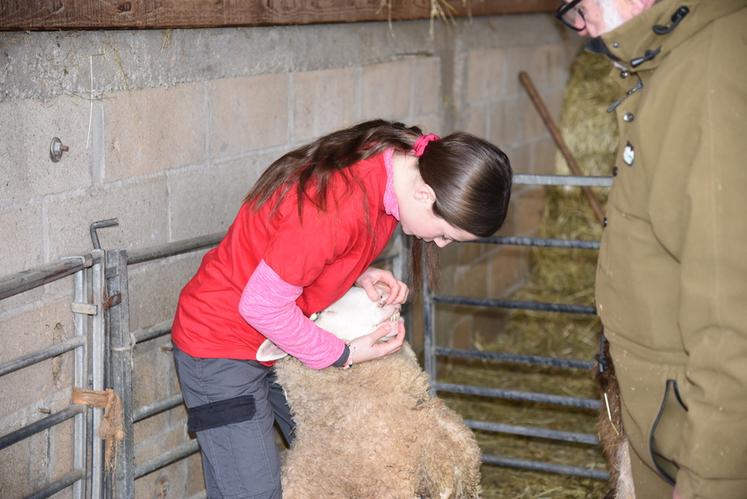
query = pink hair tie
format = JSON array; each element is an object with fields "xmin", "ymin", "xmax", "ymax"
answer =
[{"xmin": 412, "ymin": 133, "xmax": 440, "ymax": 158}]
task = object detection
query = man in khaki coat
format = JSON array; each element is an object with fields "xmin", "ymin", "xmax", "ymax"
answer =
[{"xmin": 555, "ymin": 0, "xmax": 747, "ymax": 497}]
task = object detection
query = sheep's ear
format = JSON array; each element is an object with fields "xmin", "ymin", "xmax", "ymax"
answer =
[{"xmin": 256, "ymin": 339, "xmax": 288, "ymax": 361}]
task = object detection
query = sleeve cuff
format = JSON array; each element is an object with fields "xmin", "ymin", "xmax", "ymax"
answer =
[{"xmin": 331, "ymin": 344, "xmax": 350, "ymax": 368}]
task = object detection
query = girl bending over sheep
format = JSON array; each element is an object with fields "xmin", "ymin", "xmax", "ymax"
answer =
[{"xmin": 171, "ymin": 119, "xmax": 512, "ymax": 498}]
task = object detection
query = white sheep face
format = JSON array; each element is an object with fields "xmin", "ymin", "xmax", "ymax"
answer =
[
  {"xmin": 312, "ymin": 286, "xmax": 400, "ymax": 342},
  {"xmin": 255, "ymin": 286, "xmax": 400, "ymax": 362}
]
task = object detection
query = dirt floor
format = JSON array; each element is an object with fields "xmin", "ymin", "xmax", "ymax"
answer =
[{"xmin": 437, "ymin": 188, "xmax": 610, "ymax": 498}]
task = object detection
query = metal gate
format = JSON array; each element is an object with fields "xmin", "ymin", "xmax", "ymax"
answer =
[
  {"xmin": 0, "ymin": 250, "xmax": 106, "ymax": 498},
  {"xmin": 0, "ymin": 226, "xmax": 406, "ymax": 498},
  {"xmin": 423, "ymin": 173, "xmax": 613, "ymax": 481}
]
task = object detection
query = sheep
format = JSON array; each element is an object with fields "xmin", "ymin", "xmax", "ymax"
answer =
[{"xmin": 257, "ymin": 287, "xmax": 482, "ymax": 499}]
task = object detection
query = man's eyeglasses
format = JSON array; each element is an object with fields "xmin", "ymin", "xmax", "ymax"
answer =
[{"xmin": 555, "ymin": 0, "xmax": 586, "ymax": 31}]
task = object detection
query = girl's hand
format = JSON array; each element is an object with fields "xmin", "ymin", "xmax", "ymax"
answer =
[
  {"xmin": 347, "ymin": 319, "xmax": 406, "ymax": 365},
  {"xmin": 355, "ymin": 267, "xmax": 409, "ymax": 306}
]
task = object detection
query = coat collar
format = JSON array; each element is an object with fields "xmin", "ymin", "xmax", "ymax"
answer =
[{"xmin": 589, "ymin": 0, "xmax": 746, "ymax": 72}]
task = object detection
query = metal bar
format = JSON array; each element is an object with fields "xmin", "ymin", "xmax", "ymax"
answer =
[
  {"xmin": 72, "ymin": 269, "xmax": 88, "ymax": 499},
  {"xmin": 26, "ymin": 470, "xmax": 86, "ymax": 499},
  {"xmin": 519, "ymin": 71, "xmax": 606, "ymax": 225},
  {"xmin": 513, "ymin": 174, "xmax": 613, "ymax": 188},
  {"xmin": 127, "ymin": 232, "xmax": 224, "ymax": 265},
  {"xmin": 390, "ymin": 230, "xmax": 407, "ymax": 283},
  {"xmin": 106, "ymin": 250, "xmax": 135, "ymax": 499},
  {"xmin": 423, "ymin": 258, "xmax": 436, "ymax": 388},
  {"xmin": 433, "ymin": 295, "xmax": 596, "ymax": 315},
  {"xmin": 0, "ymin": 405, "xmax": 85, "ymax": 450},
  {"xmin": 434, "ymin": 382, "xmax": 601, "ymax": 410},
  {"xmin": 126, "ymin": 230, "xmax": 401, "ymax": 267},
  {"xmin": 372, "ymin": 243, "xmax": 399, "ymax": 266},
  {"xmin": 90, "ymin": 218, "xmax": 119, "ymax": 251},
  {"xmin": 84, "ymin": 268, "xmax": 95, "ymax": 499},
  {"xmin": 90, "ymin": 250, "xmax": 105, "ymax": 499},
  {"xmin": 397, "ymin": 234, "xmax": 414, "ymax": 343},
  {"xmin": 132, "ymin": 320, "xmax": 172, "ymax": 344},
  {"xmin": 133, "ymin": 394, "xmax": 183, "ymax": 423},
  {"xmin": 471, "ymin": 236, "xmax": 600, "ymax": 250},
  {"xmin": 464, "ymin": 419, "xmax": 599, "ymax": 445},
  {"xmin": 435, "ymin": 347, "xmax": 594, "ymax": 370},
  {"xmin": 0, "ymin": 255, "xmax": 90, "ymax": 301},
  {"xmin": 134, "ymin": 440, "xmax": 200, "ymax": 479},
  {"xmin": 482, "ymin": 454, "xmax": 609, "ymax": 481},
  {"xmin": 0, "ymin": 336, "xmax": 85, "ymax": 377}
]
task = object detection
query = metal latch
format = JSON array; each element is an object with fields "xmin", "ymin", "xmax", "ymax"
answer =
[
  {"xmin": 71, "ymin": 302, "xmax": 98, "ymax": 315},
  {"xmin": 104, "ymin": 293, "xmax": 122, "ymax": 309}
]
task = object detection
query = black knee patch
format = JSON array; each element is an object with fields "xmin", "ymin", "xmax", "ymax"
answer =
[{"xmin": 187, "ymin": 395, "xmax": 256, "ymax": 432}]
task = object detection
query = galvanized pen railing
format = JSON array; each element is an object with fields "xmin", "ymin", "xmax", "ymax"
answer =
[
  {"xmin": 1, "ymin": 225, "xmax": 407, "ymax": 498},
  {"xmin": 423, "ymin": 174, "xmax": 613, "ymax": 482},
  {"xmin": 0, "ymin": 251, "xmax": 106, "ymax": 499}
]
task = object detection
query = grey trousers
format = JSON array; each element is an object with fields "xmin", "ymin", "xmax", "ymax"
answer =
[{"xmin": 173, "ymin": 347, "xmax": 295, "ymax": 499}]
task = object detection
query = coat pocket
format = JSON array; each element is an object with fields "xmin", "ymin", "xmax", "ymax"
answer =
[{"xmin": 649, "ymin": 379, "xmax": 688, "ymax": 484}]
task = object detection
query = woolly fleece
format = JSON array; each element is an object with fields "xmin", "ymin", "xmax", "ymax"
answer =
[{"xmin": 275, "ymin": 342, "xmax": 482, "ymax": 498}]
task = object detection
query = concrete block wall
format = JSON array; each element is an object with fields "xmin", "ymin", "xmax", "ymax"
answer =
[{"xmin": 0, "ymin": 15, "xmax": 579, "ymax": 497}]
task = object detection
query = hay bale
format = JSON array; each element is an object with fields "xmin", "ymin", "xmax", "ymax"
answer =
[{"xmin": 555, "ymin": 50, "xmax": 619, "ymax": 177}]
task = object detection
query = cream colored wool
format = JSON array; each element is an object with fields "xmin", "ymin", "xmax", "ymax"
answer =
[{"xmin": 274, "ymin": 343, "xmax": 481, "ymax": 499}]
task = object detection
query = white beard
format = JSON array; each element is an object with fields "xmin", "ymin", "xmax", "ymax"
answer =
[{"xmin": 598, "ymin": 0, "xmax": 627, "ymax": 33}]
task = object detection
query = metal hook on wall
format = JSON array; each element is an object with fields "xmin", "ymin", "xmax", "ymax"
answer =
[{"xmin": 90, "ymin": 219, "xmax": 120, "ymax": 250}]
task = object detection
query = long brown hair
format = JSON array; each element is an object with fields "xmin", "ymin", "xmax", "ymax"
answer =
[
  {"xmin": 246, "ymin": 120, "xmax": 422, "ymax": 216},
  {"xmin": 245, "ymin": 120, "xmax": 512, "ymax": 291}
]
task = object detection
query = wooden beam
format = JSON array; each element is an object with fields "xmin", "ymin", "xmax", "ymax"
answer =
[{"xmin": 0, "ymin": 0, "xmax": 557, "ymax": 31}]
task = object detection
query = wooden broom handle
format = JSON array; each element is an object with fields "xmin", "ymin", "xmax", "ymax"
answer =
[{"xmin": 518, "ymin": 71, "xmax": 606, "ymax": 226}]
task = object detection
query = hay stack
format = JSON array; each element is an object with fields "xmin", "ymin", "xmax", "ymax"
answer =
[{"xmin": 555, "ymin": 50, "xmax": 619, "ymax": 177}]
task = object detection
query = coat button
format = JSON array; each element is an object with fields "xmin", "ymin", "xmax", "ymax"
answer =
[
  {"xmin": 620, "ymin": 70, "xmax": 630, "ymax": 79},
  {"xmin": 623, "ymin": 112, "xmax": 635, "ymax": 122},
  {"xmin": 623, "ymin": 142, "xmax": 635, "ymax": 166},
  {"xmin": 612, "ymin": 166, "xmax": 619, "ymax": 176},
  {"xmin": 603, "ymin": 217, "xmax": 608, "ymax": 227},
  {"xmin": 612, "ymin": 41, "xmax": 620, "ymax": 48}
]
